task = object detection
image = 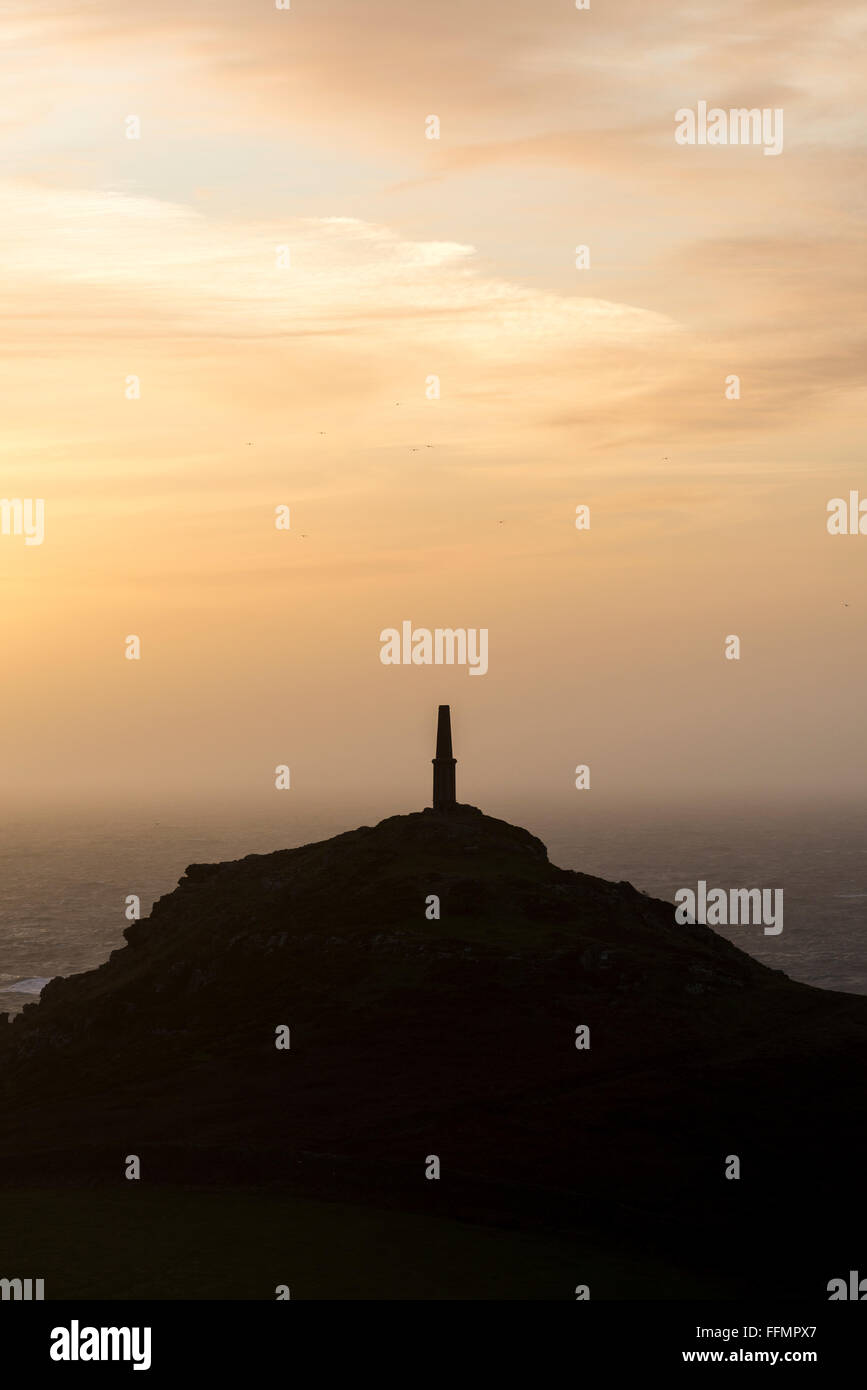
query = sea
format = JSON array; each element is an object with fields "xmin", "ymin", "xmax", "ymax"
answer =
[{"xmin": 1, "ymin": 799, "xmax": 864, "ymax": 1017}]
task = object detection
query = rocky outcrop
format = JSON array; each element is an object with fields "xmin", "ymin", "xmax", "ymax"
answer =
[{"xmin": 0, "ymin": 805, "xmax": 864, "ymax": 1295}]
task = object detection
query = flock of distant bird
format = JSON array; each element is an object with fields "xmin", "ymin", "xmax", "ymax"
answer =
[
  {"xmin": 243, "ymin": 412, "xmax": 443, "ymax": 541},
  {"xmin": 244, "ymin": 438, "xmax": 851, "ymax": 595}
]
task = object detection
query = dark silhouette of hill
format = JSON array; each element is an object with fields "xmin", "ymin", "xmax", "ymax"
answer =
[{"xmin": 1, "ymin": 805, "xmax": 864, "ymax": 1298}]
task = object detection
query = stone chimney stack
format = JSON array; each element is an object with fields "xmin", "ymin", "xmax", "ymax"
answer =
[{"xmin": 432, "ymin": 705, "xmax": 457, "ymax": 812}]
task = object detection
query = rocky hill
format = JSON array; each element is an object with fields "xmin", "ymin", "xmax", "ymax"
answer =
[{"xmin": 1, "ymin": 805, "xmax": 864, "ymax": 1296}]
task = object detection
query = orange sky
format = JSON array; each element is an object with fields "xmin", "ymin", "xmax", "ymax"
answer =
[{"xmin": 1, "ymin": 1, "xmax": 865, "ymax": 814}]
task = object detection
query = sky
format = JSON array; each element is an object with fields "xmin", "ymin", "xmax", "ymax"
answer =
[{"xmin": 1, "ymin": 0, "xmax": 865, "ymax": 817}]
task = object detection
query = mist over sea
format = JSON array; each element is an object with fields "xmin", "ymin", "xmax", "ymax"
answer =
[{"xmin": 1, "ymin": 799, "xmax": 864, "ymax": 1016}]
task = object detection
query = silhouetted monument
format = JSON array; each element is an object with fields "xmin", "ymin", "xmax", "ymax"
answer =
[{"xmin": 432, "ymin": 704, "xmax": 457, "ymax": 811}]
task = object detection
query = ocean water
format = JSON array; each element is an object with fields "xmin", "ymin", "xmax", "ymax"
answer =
[{"xmin": 0, "ymin": 800, "xmax": 864, "ymax": 1017}]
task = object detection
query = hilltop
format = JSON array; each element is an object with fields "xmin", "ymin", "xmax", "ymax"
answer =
[{"xmin": 1, "ymin": 805, "xmax": 864, "ymax": 1297}]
